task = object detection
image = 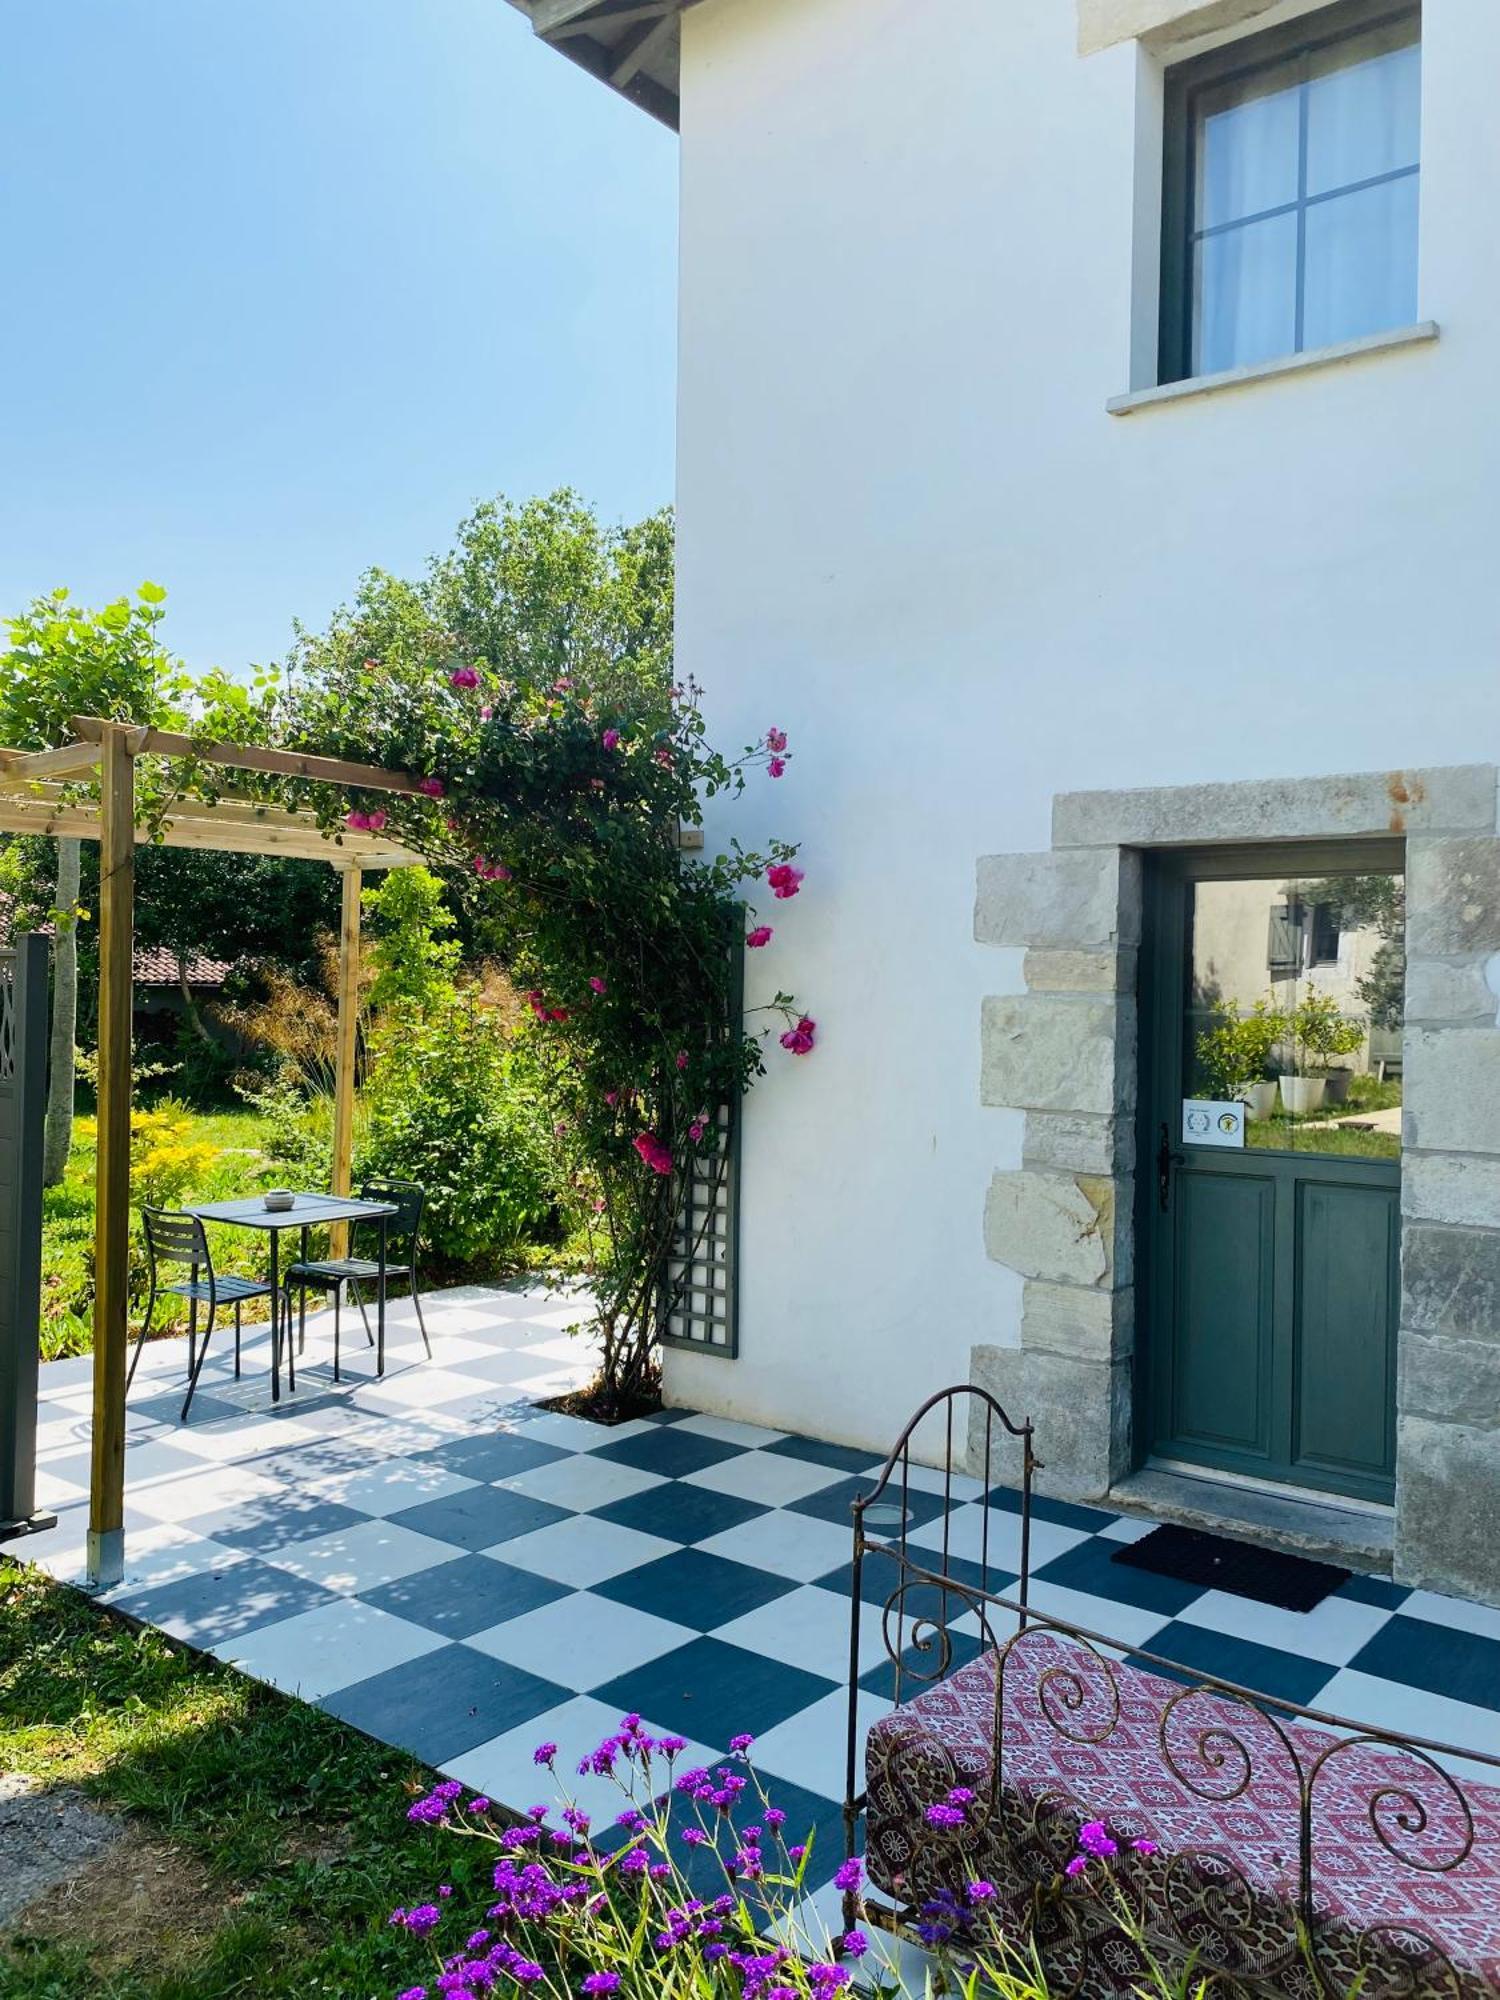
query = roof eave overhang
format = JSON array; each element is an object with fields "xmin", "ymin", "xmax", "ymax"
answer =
[{"xmin": 505, "ymin": 0, "xmax": 683, "ymax": 127}]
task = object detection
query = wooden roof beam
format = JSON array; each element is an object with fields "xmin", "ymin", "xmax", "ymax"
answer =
[
  {"xmin": 611, "ymin": 11, "xmax": 676, "ymax": 85},
  {"xmin": 67, "ymin": 716, "xmax": 424, "ymax": 796},
  {"xmin": 0, "ymin": 741, "xmax": 101, "ymax": 781}
]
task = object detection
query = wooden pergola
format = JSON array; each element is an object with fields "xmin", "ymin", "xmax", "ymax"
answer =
[{"xmin": 0, "ymin": 717, "xmax": 428, "ymax": 1586}]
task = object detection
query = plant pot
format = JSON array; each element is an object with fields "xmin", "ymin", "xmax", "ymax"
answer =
[
  {"xmin": 1279, "ymin": 1074, "xmax": 1326, "ymax": 1115},
  {"xmin": 1322, "ymin": 1069, "xmax": 1354, "ymax": 1106},
  {"xmin": 1244, "ymin": 1080, "xmax": 1278, "ymax": 1121}
]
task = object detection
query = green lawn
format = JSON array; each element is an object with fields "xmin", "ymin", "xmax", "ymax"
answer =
[{"xmin": 0, "ymin": 1561, "xmax": 475, "ymax": 1998}]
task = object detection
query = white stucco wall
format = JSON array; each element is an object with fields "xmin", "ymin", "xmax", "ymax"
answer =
[{"xmin": 663, "ymin": 0, "xmax": 1500, "ymax": 1454}]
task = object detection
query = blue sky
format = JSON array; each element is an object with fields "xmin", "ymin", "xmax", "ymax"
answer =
[{"xmin": 1, "ymin": 1, "xmax": 678, "ymax": 672}]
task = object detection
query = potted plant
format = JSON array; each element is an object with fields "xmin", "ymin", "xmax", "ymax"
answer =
[
  {"xmin": 1281, "ymin": 992, "xmax": 1364, "ymax": 1115},
  {"xmin": 1195, "ymin": 999, "xmax": 1284, "ymax": 1116}
]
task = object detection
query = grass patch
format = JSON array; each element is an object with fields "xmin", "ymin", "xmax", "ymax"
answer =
[{"xmin": 0, "ymin": 1561, "xmax": 478, "ymax": 1997}]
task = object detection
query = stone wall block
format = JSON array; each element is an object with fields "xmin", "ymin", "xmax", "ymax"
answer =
[
  {"xmin": 1406, "ymin": 838, "xmax": 1500, "ymax": 957},
  {"xmin": 976, "ymin": 850, "xmax": 1137, "ymax": 951},
  {"xmin": 984, "ymin": 1170, "xmax": 1120, "ymax": 1287},
  {"xmin": 1404, "ymin": 1029, "xmax": 1500, "ymax": 1155},
  {"xmin": 1403, "ymin": 1152, "xmax": 1500, "ymax": 1228},
  {"xmin": 1395, "ymin": 1416, "xmax": 1500, "ymax": 1602},
  {"xmin": 1022, "ymin": 1111, "xmax": 1133, "ymax": 1177},
  {"xmin": 1024, "ymin": 948, "xmax": 1137, "ymax": 994},
  {"xmin": 1053, "ymin": 765, "xmax": 1497, "ymax": 850},
  {"xmin": 1400, "ymin": 1331, "xmax": 1500, "ymax": 1428},
  {"xmin": 1401, "ymin": 1223, "xmax": 1500, "ymax": 1339},
  {"xmin": 970, "ymin": 1346, "xmax": 1130, "ymax": 1501},
  {"xmin": 1022, "ymin": 1279, "xmax": 1135, "ymax": 1361},
  {"xmin": 1405, "ymin": 959, "xmax": 1499, "ymax": 1027},
  {"xmin": 981, "ymin": 995, "xmax": 1133, "ymax": 1117}
]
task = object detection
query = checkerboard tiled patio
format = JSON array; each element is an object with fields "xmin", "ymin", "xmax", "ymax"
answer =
[{"xmin": 20, "ymin": 1283, "xmax": 1500, "ymax": 1903}]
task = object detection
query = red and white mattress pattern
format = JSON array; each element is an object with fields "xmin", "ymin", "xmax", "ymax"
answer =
[{"xmin": 864, "ymin": 1636, "xmax": 1500, "ymax": 1997}]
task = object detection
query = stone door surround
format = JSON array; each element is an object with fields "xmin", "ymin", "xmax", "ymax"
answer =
[{"xmin": 973, "ymin": 764, "xmax": 1500, "ymax": 1605}]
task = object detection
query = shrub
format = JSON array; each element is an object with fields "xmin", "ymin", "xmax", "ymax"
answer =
[{"xmin": 357, "ymin": 1000, "xmax": 558, "ymax": 1264}]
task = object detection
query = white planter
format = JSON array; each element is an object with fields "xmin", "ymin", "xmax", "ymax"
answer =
[
  {"xmin": 1244, "ymin": 1081, "xmax": 1278, "ymax": 1121},
  {"xmin": 1279, "ymin": 1074, "xmax": 1326, "ymax": 1115}
]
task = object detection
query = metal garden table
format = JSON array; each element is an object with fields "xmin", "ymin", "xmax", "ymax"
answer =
[{"xmin": 185, "ymin": 1192, "xmax": 399, "ymax": 1402}]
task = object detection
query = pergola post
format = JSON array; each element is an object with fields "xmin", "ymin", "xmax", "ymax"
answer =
[
  {"xmin": 330, "ymin": 864, "xmax": 362, "ymax": 1257},
  {"xmin": 87, "ymin": 725, "xmax": 134, "ymax": 1589}
]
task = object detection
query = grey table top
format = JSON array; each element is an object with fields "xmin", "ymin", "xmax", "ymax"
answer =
[{"xmin": 185, "ymin": 1193, "xmax": 399, "ymax": 1231}]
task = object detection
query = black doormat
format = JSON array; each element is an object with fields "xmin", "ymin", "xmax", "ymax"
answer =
[{"xmin": 1112, "ymin": 1524, "xmax": 1351, "ymax": 1613}]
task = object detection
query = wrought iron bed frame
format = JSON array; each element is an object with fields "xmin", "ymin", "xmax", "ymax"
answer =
[{"xmin": 841, "ymin": 1384, "xmax": 1500, "ymax": 1999}]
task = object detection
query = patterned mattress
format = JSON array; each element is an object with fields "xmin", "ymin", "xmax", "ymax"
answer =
[{"xmin": 864, "ymin": 1634, "xmax": 1500, "ymax": 1998}]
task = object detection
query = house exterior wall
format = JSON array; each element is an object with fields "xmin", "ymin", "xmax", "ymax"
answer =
[{"xmin": 664, "ymin": 0, "xmax": 1500, "ymax": 1583}]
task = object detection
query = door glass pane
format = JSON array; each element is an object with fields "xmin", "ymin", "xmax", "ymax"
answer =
[
  {"xmin": 1306, "ymin": 34, "xmax": 1420, "ymax": 197},
  {"xmin": 1185, "ymin": 870, "xmax": 1404, "ymax": 1160},
  {"xmin": 1193, "ymin": 210, "xmax": 1299, "ymax": 375},
  {"xmin": 1303, "ymin": 174, "xmax": 1419, "ymax": 350},
  {"xmin": 1197, "ymin": 69, "xmax": 1302, "ymax": 228}
]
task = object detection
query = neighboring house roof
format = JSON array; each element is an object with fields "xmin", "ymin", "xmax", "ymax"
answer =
[
  {"xmin": 0, "ymin": 896, "xmax": 231, "ymax": 988},
  {"xmin": 506, "ymin": 0, "xmax": 684, "ymax": 126}
]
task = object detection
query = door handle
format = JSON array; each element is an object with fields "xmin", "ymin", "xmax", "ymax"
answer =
[{"xmin": 1157, "ymin": 1122, "xmax": 1185, "ymax": 1212}]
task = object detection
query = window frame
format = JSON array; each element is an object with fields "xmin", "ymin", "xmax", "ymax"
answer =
[{"xmin": 1158, "ymin": 0, "xmax": 1422, "ymax": 387}]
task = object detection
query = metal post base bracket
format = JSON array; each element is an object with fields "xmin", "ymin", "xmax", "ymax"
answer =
[{"xmin": 84, "ymin": 1526, "xmax": 125, "ymax": 1591}]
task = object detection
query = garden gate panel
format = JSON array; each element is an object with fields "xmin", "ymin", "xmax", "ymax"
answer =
[{"xmin": 0, "ymin": 934, "xmax": 49, "ymax": 1535}]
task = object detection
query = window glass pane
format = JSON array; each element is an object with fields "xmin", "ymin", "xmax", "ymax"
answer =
[
  {"xmin": 1303, "ymin": 173, "xmax": 1419, "ymax": 349},
  {"xmin": 1306, "ymin": 34, "xmax": 1420, "ymax": 197},
  {"xmin": 1186, "ymin": 872, "xmax": 1403, "ymax": 1161},
  {"xmin": 1197, "ymin": 68, "xmax": 1302, "ymax": 228},
  {"xmin": 1193, "ymin": 210, "xmax": 1298, "ymax": 375}
]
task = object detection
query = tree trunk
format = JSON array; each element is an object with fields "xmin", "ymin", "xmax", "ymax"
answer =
[
  {"xmin": 177, "ymin": 953, "xmax": 216, "ymax": 1042},
  {"xmin": 42, "ymin": 836, "xmax": 82, "ymax": 1187}
]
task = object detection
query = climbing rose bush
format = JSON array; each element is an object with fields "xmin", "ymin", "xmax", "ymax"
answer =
[{"xmin": 273, "ymin": 646, "xmax": 810, "ymax": 1408}]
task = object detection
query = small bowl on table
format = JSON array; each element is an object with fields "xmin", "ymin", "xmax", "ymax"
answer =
[{"xmin": 262, "ymin": 1189, "xmax": 296, "ymax": 1213}]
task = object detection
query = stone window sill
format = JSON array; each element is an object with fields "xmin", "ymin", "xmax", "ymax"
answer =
[{"xmin": 1106, "ymin": 321, "xmax": 1439, "ymax": 417}]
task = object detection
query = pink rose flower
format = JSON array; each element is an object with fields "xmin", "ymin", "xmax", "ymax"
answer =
[
  {"xmin": 766, "ymin": 727, "xmax": 788, "ymax": 753},
  {"xmin": 745, "ymin": 926, "xmax": 773, "ymax": 948},
  {"xmin": 345, "ymin": 810, "xmax": 370, "ymax": 831},
  {"xmin": 449, "ymin": 666, "xmax": 480, "ymax": 690},
  {"xmin": 480, "ymin": 703, "xmax": 494, "ymax": 721},
  {"xmin": 528, "ymin": 990, "xmax": 548, "ymax": 1021},
  {"xmin": 675, "ymin": 1050, "xmax": 689, "ymax": 1071},
  {"xmin": 604, "ymin": 1091, "xmax": 619, "ymax": 1108},
  {"xmin": 767, "ymin": 864, "xmax": 803, "ymax": 900},
  {"xmin": 655, "ymin": 747, "xmax": 673, "ymax": 768},
  {"xmin": 364, "ymin": 809, "xmax": 387, "ymax": 832},
  {"xmin": 767, "ymin": 757, "xmax": 786, "ymax": 779},
  {"xmin": 688, "ymin": 1118, "xmax": 706, "ymax": 1144},
  {"xmin": 602, "ymin": 728, "xmax": 621, "ymax": 751},
  {"xmin": 418, "ymin": 776, "xmax": 444, "ymax": 797},
  {"xmin": 632, "ymin": 1133, "xmax": 674, "ymax": 1177},
  {"xmin": 779, "ymin": 1015, "xmax": 816, "ymax": 1055}
]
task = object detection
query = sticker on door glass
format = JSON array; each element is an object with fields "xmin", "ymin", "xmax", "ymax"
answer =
[{"xmin": 1182, "ymin": 1098, "xmax": 1245, "ymax": 1149}]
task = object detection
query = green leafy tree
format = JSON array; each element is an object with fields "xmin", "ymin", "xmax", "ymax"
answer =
[{"xmin": 0, "ymin": 584, "xmax": 190, "ymax": 1180}]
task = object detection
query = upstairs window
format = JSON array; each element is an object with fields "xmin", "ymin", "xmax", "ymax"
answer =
[{"xmin": 1161, "ymin": 1, "xmax": 1421, "ymax": 383}]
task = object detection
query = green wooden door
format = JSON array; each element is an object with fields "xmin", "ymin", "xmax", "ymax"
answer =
[{"xmin": 1141, "ymin": 848, "xmax": 1402, "ymax": 1505}]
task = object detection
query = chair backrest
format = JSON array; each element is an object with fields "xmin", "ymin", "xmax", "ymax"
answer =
[
  {"xmin": 142, "ymin": 1206, "xmax": 210, "ymax": 1275},
  {"xmin": 357, "ymin": 1178, "xmax": 424, "ymax": 1253}
]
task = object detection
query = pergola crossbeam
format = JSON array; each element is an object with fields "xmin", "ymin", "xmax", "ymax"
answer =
[
  {"xmin": 69, "ymin": 715, "xmax": 425, "ymax": 796},
  {"xmin": 0, "ymin": 742, "xmax": 101, "ymax": 781}
]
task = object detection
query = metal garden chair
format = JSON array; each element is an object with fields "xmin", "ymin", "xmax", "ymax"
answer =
[
  {"xmin": 283, "ymin": 1177, "xmax": 431, "ymax": 1380},
  {"xmin": 126, "ymin": 1206, "xmax": 279, "ymax": 1420}
]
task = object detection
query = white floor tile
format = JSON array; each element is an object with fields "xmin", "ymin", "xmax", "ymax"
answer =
[
  {"xmin": 1097, "ymin": 1515, "xmax": 1158, "ymax": 1545},
  {"xmin": 506, "ymin": 1411, "xmax": 625, "ymax": 1454},
  {"xmin": 356, "ymin": 1367, "xmax": 492, "ymax": 1412},
  {"xmin": 683, "ymin": 1452, "xmax": 844, "ymax": 1508},
  {"xmin": 496, "ymin": 1454, "xmax": 665, "ymax": 1513},
  {"xmin": 891, "ymin": 1461, "xmax": 986, "ymax": 1504},
  {"xmin": 696, "ymin": 1511, "xmax": 855, "ymax": 1584},
  {"xmin": 750, "ymin": 1688, "xmax": 885, "ymax": 1806},
  {"xmin": 905, "ymin": 1503, "xmax": 1088, "ymax": 1575},
  {"xmin": 264, "ymin": 1518, "xmax": 460, "ymax": 1594},
  {"xmin": 1312, "ymin": 1668, "xmax": 1500, "ymax": 1783},
  {"xmin": 212, "ymin": 1596, "xmax": 444, "ymax": 1699},
  {"xmin": 1177, "ymin": 1587, "xmax": 1394, "ymax": 1666},
  {"xmin": 496, "ymin": 1515, "xmax": 679, "ymax": 1589},
  {"xmin": 1020, "ymin": 1580, "xmax": 1170, "ymax": 1652},
  {"xmin": 302, "ymin": 1455, "xmax": 482, "ymax": 1517},
  {"xmin": 779, "ymin": 1879, "xmax": 935, "ymax": 1989},
  {"xmin": 442, "ymin": 1695, "xmax": 720, "ymax": 1827},
  {"xmin": 130, "ymin": 1462, "xmax": 284, "ymax": 1523},
  {"xmin": 1399, "ymin": 1588, "xmax": 1500, "ymax": 1645},
  {"xmin": 467, "ymin": 1591, "xmax": 694, "ymax": 1687},
  {"xmin": 670, "ymin": 1414, "xmax": 788, "ymax": 1449},
  {"xmin": 169, "ymin": 1412, "xmax": 328, "ymax": 1460},
  {"xmin": 715, "ymin": 1585, "xmax": 889, "ymax": 1682}
]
